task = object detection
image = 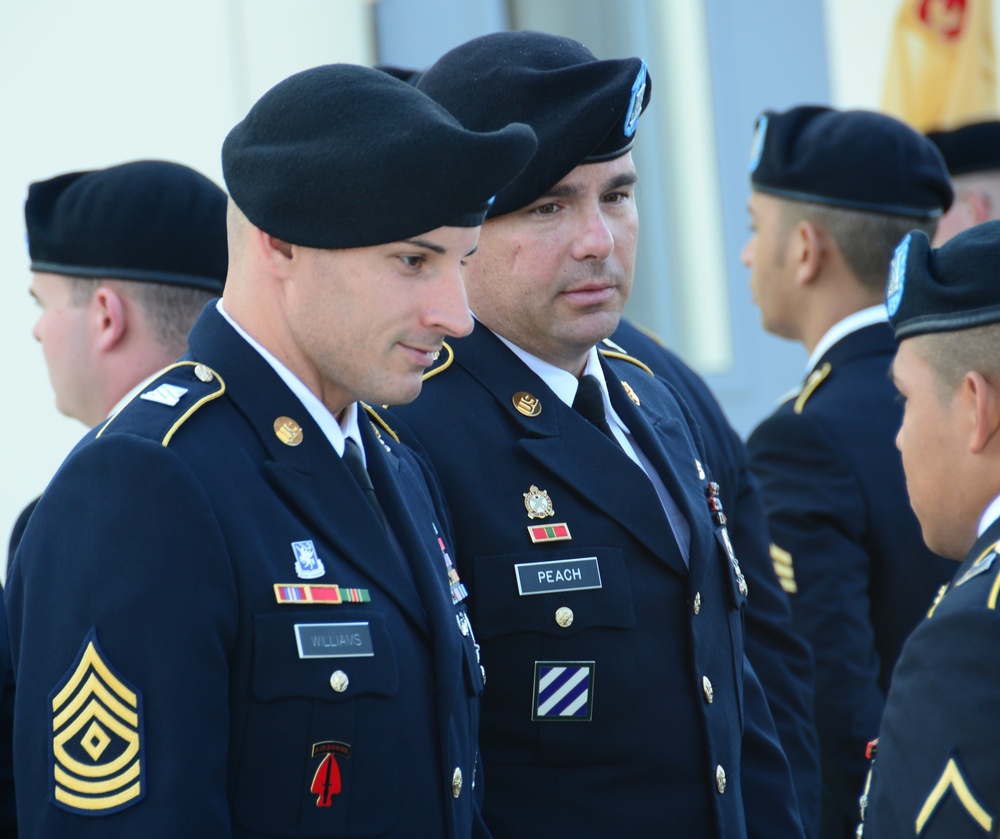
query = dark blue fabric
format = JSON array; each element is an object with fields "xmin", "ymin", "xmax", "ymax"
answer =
[
  {"xmin": 389, "ymin": 322, "xmax": 804, "ymax": 838},
  {"xmin": 862, "ymin": 519, "xmax": 1000, "ymax": 838},
  {"xmin": 748, "ymin": 322, "xmax": 954, "ymax": 838},
  {"xmin": 612, "ymin": 318, "xmax": 821, "ymax": 838},
  {"xmin": 6, "ymin": 305, "xmax": 486, "ymax": 838}
]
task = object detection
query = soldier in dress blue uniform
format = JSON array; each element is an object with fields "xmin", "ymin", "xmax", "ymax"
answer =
[
  {"xmin": 857, "ymin": 219, "xmax": 1000, "ymax": 837},
  {"xmin": 610, "ymin": 319, "xmax": 822, "ymax": 836},
  {"xmin": 5, "ymin": 64, "xmax": 536, "ymax": 837},
  {"xmin": 9, "ymin": 160, "xmax": 229, "ymax": 570},
  {"xmin": 926, "ymin": 121, "xmax": 1000, "ymax": 244},
  {"xmin": 388, "ymin": 31, "xmax": 805, "ymax": 838},
  {"xmin": 743, "ymin": 106, "xmax": 958, "ymax": 839}
]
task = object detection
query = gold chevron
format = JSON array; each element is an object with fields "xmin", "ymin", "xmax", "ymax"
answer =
[{"xmin": 915, "ymin": 757, "xmax": 993, "ymax": 834}]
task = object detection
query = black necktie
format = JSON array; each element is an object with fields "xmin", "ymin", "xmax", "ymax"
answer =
[
  {"xmin": 573, "ymin": 374, "xmax": 618, "ymax": 444},
  {"xmin": 343, "ymin": 438, "xmax": 386, "ymax": 527}
]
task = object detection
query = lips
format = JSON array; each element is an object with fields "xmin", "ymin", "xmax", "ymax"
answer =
[{"xmin": 560, "ymin": 284, "xmax": 617, "ymax": 306}]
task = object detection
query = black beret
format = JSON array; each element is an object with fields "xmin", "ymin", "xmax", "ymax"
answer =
[
  {"xmin": 886, "ymin": 220, "xmax": 1000, "ymax": 339},
  {"xmin": 222, "ymin": 63, "xmax": 537, "ymax": 248},
  {"xmin": 416, "ymin": 30, "xmax": 652, "ymax": 218},
  {"xmin": 374, "ymin": 64, "xmax": 422, "ymax": 86},
  {"xmin": 750, "ymin": 105, "xmax": 953, "ymax": 218},
  {"xmin": 927, "ymin": 121, "xmax": 1000, "ymax": 176},
  {"xmin": 25, "ymin": 160, "xmax": 228, "ymax": 293}
]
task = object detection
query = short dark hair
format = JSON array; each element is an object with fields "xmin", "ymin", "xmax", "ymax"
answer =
[
  {"xmin": 781, "ymin": 201, "xmax": 937, "ymax": 294},
  {"xmin": 68, "ymin": 277, "xmax": 212, "ymax": 355},
  {"xmin": 911, "ymin": 325, "xmax": 1000, "ymax": 402}
]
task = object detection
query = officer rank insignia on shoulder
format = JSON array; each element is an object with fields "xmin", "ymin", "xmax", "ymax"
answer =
[{"xmin": 49, "ymin": 629, "xmax": 145, "ymax": 815}]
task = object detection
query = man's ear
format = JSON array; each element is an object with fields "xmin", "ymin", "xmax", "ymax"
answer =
[
  {"xmin": 91, "ymin": 285, "xmax": 128, "ymax": 352},
  {"xmin": 791, "ymin": 219, "xmax": 825, "ymax": 287},
  {"xmin": 966, "ymin": 370, "xmax": 1000, "ymax": 455},
  {"xmin": 251, "ymin": 227, "xmax": 295, "ymax": 277}
]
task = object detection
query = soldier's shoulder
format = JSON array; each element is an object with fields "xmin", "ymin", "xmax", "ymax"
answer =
[{"xmin": 96, "ymin": 361, "xmax": 227, "ymax": 447}]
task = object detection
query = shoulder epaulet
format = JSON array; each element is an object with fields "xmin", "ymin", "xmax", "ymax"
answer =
[
  {"xmin": 931, "ymin": 540, "xmax": 1000, "ymax": 614},
  {"xmin": 362, "ymin": 403, "xmax": 400, "ymax": 443},
  {"xmin": 599, "ymin": 341, "xmax": 654, "ymax": 376},
  {"xmin": 96, "ymin": 361, "xmax": 225, "ymax": 446},
  {"xmin": 421, "ymin": 341, "xmax": 454, "ymax": 382},
  {"xmin": 626, "ymin": 322, "xmax": 668, "ymax": 349},
  {"xmin": 793, "ymin": 362, "xmax": 832, "ymax": 415}
]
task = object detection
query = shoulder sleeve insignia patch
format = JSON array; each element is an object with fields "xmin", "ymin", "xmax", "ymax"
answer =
[
  {"xmin": 793, "ymin": 362, "xmax": 832, "ymax": 415},
  {"xmin": 769, "ymin": 543, "xmax": 797, "ymax": 594},
  {"xmin": 49, "ymin": 628, "xmax": 145, "ymax": 816},
  {"xmin": 916, "ymin": 755, "xmax": 993, "ymax": 835},
  {"xmin": 597, "ymin": 348, "xmax": 654, "ymax": 376}
]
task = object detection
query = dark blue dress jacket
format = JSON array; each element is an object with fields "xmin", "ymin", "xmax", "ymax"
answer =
[
  {"xmin": 747, "ymin": 322, "xmax": 954, "ymax": 838},
  {"xmin": 861, "ymin": 518, "xmax": 1000, "ymax": 838},
  {"xmin": 6, "ymin": 305, "xmax": 486, "ymax": 838},
  {"xmin": 612, "ymin": 318, "xmax": 820, "ymax": 837},
  {"xmin": 389, "ymin": 323, "xmax": 804, "ymax": 838}
]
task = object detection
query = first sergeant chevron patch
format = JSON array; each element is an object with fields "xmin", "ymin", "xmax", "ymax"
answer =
[{"xmin": 49, "ymin": 629, "xmax": 145, "ymax": 815}]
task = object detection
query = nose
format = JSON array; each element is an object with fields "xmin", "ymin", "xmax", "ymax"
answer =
[
  {"xmin": 740, "ymin": 236, "xmax": 754, "ymax": 268},
  {"xmin": 426, "ymin": 261, "xmax": 474, "ymax": 338},
  {"xmin": 895, "ymin": 423, "xmax": 904, "ymax": 453},
  {"xmin": 32, "ymin": 318, "xmax": 42, "ymax": 343},
  {"xmin": 571, "ymin": 206, "xmax": 615, "ymax": 262}
]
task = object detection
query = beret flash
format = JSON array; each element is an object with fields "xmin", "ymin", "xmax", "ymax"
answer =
[
  {"xmin": 886, "ymin": 219, "xmax": 1000, "ymax": 339},
  {"xmin": 749, "ymin": 105, "xmax": 953, "ymax": 218},
  {"xmin": 416, "ymin": 30, "xmax": 651, "ymax": 218},
  {"xmin": 25, "ymin": 160, "xmax": 228, "ymax": 293},
  {"xmin": 926, "ymin": 121, "xmax": 1000, "ymax": 176},
  {"xmin": 222, "ymin": 63, "xmax": 537, "ymax": 248}
]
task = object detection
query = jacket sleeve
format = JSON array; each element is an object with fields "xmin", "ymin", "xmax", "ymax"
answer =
[
  {"xmin": 6, "ymin": 435, "xmax": 238, "ymax": 838},
  {"xmin": 749, "ymin": 408, "xmax": 883, "ymax": 830}
]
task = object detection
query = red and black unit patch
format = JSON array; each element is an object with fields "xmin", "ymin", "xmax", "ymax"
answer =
[{"xmin": 310, "ymin": 741, "xmax": 351, "ymax": 808}]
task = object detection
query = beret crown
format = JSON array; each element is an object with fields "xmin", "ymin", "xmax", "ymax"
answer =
[
  {"xmin": 222, "ymin": 63, "xmax": 537, "ymax": 248},
  {"xmin": 417, "ymin": 30, "xmax": 651, "ymax": 217},
  {"xmin": 26, "ymin": 160, "xmax": 228, "ymax": 293},
  {"xmin": 926, "ymin": 121, "xmax": 1000, "ymax": 176},
  {"xmin": 750, "ymin": 105, "xmax": 953, "ymax": 218},
  {"xmin": 887, "ymin": 219, "xmax": 1000, "ymax": 339}
]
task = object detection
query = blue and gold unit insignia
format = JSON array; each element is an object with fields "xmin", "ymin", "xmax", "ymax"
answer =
[
  {"xmin": 49, "ymin": 629, "xmax": 145, "ymax": 815},
  {"xmin": 531, "ymin": 661, "xmax": 595, "ymax": 722}
]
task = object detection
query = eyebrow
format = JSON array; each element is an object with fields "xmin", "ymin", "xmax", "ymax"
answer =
[
  {"xmin": 536, "ymin": 171, "xmax": 640, "ymax": 201},
  {"xmin": 400, "ymin": 237, "xmax": 446, "ymax": 255}
]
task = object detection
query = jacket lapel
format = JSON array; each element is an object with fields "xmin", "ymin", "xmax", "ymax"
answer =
[
  {"xmin": 455, "ymin": 325, "xmax": 688, "ymax": 577},
  {"xmin": 187, "ymin": 307, "xmax": 427, "ymax": 631}
]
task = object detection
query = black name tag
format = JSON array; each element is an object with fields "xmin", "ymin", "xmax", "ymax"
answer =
[
  {"xmin": 515, "ymin": 557, "xmax": 602, "ymax": 596},
  {"xmin": 294, "ymin": 622, "xmax": 374, "ymax": 658}
]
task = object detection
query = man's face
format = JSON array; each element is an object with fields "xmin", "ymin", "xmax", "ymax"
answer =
[
  {"xmin": 742, "ymin": 191, "xmax": 799, "ymax": 340},
  {"xmin": 30, "ymin": 271, "xmax": 100, "ymax": 425},
  {"xmin": 892, "ymin": 338, "xmax": 969, "ymax": 559},
  {"xmin": 281, "ymin": 225, "xmax": 476, "ymax": 414},
  {"xmin": 463, "ymin": 153, "xmax": 639, "ymax": 375}
]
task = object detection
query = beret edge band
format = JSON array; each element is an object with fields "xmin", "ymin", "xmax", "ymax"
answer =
[
  {"xmin": 751, "ymin": 184, "xmax": 944, "ymax": 219},
  {"xmin": 29, "ymin": 260, "xmax": 225, "ymax": 293}
]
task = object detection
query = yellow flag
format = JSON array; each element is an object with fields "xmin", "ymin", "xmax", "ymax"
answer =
[{"xmin": 883, "ymin": 0, "xmax": 997, "ymax": 131}]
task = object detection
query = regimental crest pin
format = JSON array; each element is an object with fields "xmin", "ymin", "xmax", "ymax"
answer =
[
  {"xmin": 523, "ymin": 485, "xmax": 555, "ymax": 520},
  {"xmin": 292, "ymin": 540, "xmax": 326, "ymax": 580}
]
